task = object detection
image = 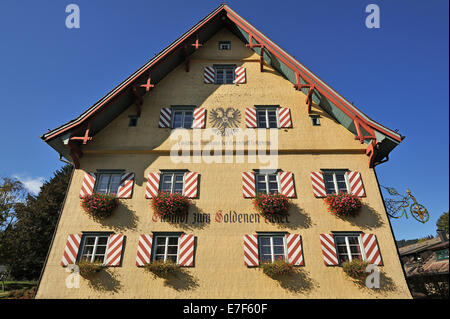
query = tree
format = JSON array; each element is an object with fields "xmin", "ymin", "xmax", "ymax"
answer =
[
  {"xmin": 436, "ymin": 212, "xmax": 449, "ymax": 233},
  {"xmin": 0, "ymin": 165, "xmax": 72, "ymax": 280},
  {"xmin": 0, "ymin": 178, "xmax": 26, "ymax": 232}
]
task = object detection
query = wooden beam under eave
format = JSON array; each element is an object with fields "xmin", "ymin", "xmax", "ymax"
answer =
[{"xmin": 67, "ymin": 140, "xmax": 82, "ymax": 169}]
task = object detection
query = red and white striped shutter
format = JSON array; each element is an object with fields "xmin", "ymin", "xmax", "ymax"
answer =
[
  {"xmin": 79, "ymin": 172, "xmax": 96, "ymax": 198},
  {"xmin": 145, "ymin": 172, "xmax": 160, "ymax": 199},
  {"xmin": 278, "ymin": 107, "xmax": 292, "ymax": 128},
  {"xmin": 362, "ymin": 233, "xmax": 383, "ymax": 266},
  {"xmin": 310, "ymin": 172, "xmax": 327, "ymax": 198},
  {"xmin": 204, "ymin": 66, "xmax": 215, "ymax": 84},
  {"xmin": 183, "ymin": 172, "xmax": 199, "ymax": 198},
  {"xmin": 286, "ymin": 234, "xmax": 304, "ymax": 266},
  {"xmin": 104, "ymin": 234, "xmax": 125, "ymax": 267},
  {"xmin": 158, "ymin": 108, "xmax": 172, "ymax": 128},
  {"xmin": 242, "ymin": 172, "xmax": 256, "ymax": 198},
  {"xmin": 61, "ymin": 234, "xmax": 82, "ymax": 266},
  {"xmin": 193, "ymin": 108, "xmax": 206, "ymax": 128},
  {"xmin": 234, "ymin": 67, "xmax": 246, "ymax": 84},
  {"xmin": 245, "ymin": 107, "xmax": 257, "ymax": 128},
  {"xmin": 136, "ymin": 234, "xmax": 153, "ymax": 267},
  {"xmin": 346, "ymin": 171, "xmax": 366, "ymax": 197},
  {"xmin": 244, "ymin": 234, "xmax": 259, "ymax": 267},
  {"xmin": 178, "ymin": 234, "xmax": 195, "ymax": 267},
  {"xmin": 319, "ymin": 234, "xmax": 339, "ymax": 266},
  {"xmin": 117, "ymin": 172, "xmax": 134, "ymax": 198},
  {"xmin": 279, "ymin": 171, "xmax": 296, "ymax": 198}
]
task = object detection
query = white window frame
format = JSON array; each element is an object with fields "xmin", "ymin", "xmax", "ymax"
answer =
[
  {"xmin": 334, "ymin": 233, "xmax": 366, "ymax": 264},
  {"xmin": 322, "ymin": 170, "xmax": 350, "ymax": 194},
  {"xmin": 258, "ymin": 234, "xmax": 288, "ymax": 263},
  {"xmin": 256, "ymin": 107, "xmax": 280, "ymax": 129},
  {"xmin": 153, "ymin": 235, "xmax": 180, "ymax": 263},
  {"xmin": 171, "ymin": 107, "xmax": 194, "ymax": 129},
  {"xmin": 94, "ymin": 172, "xmax": 122, "ymax": 195},
  {"xmin": 218, "ymin": 41, "xmax": 231, "ymax": 50},
  {"xmin": 255, "ymin": 172, "xmax": 280, "ymax": 194},
  {"xmin": 214, "ymin": 65, "xmax": 235, "ymax": 84},
  {"xmin": 159, "ymin": 171, "xmax": 185, "ymax": 194},
  {"xmin": 79, "ymin": 234, "xmax": 111, "ymax": 264},
  {"xmin": 310, "ymin": 115, "xmax": 321, "ymax": 126}
]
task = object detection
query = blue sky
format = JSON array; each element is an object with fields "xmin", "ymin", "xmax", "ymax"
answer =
[{"xmin": 0, "ymin": 0, "xmax": 448, "ymax": 240}]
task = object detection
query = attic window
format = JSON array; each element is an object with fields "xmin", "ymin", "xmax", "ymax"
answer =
[
  {"xmin": 219, "ymin": 41, "xmax": 231, "ymax": 50},
  {"xmin": 310, "ymin": 115, "xmax": 321, "ymax": 126},
  {"xmin": 129, "ymin": 116, "xmax": 138, "ymax": 127}
]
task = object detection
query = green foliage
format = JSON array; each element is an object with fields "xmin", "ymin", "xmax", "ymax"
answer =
[
  {"xmin": 3, "ymin": 287, "xmax": 35, "ymax": 299},
  {"xmin": 151, "ymin": 192, "xmax": 190, "ymax": 217},
  {"xmin": 0, "ymin": 165, "xmax": 73, "ymax": 280},
  {"xmin": 342, "ymin": 259, "xmax": 370, "ymax": 284},
  {"xmin": 259, "ymin": 259, "xmax": 294, "ymax": 278},
  {"xmin": 81, "ymin": 193, "xmax": 118, "ymax": 220},
  {"xmin": 436, "ymin": 212, "xmax": 449, "ymax": 233},
  {"xmin": 144, "ymin": 260, "xmax": 180, "ymax": 277},
  {"xmin": 253, "ymin": 193, "xmax": 290, "ymax": 219},
  {"xmin": 77, "ymin": 261, "xmax": 104, "ymax": 277},
  {"xmin": 0, "ymin": 177, "xmax": 26, "ymax": 230}
]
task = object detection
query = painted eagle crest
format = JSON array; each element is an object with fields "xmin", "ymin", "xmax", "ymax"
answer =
[{"xmin": 209, "ymin": 107, "xmax": 241, "ymax": 135}]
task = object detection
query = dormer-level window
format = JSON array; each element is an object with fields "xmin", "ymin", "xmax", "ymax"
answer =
[
  {"xmin": 215, "ymin": 65, "xmax": 235, "ymax": 84},
  {"xmin": 218, "ymin": 41, "xmax": 231, "ymax": 50},
  {"xmin": 256, "ymin": 106, "xmax": 279, "ymax": 128},
  {"xmin": 171, "ymin": 106, "xmax": 194, "ymax": 129}
]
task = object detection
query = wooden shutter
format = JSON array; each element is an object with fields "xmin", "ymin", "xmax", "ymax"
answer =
[
  {"xmin": 61, "ymin": 234, "xmax": 82, "ymax": 266},
  {"xmin": 117, "ymin": 173, "xmax": 135, "ymax": 199},
  {"xmin": 346, "ymin": 171, "xmax": 366, "ymax": 197},
  {"xmin": 234, "ymin": 67, "xmax": 246, "ymax": 84},
  {"xmin": 242, "ymin": 172, "xmax": 256, "ymax": 198},
  {"xmin": 319, "ymin": 234, "xmax": 339, "ymax": 266},
  {"xmin": 193, "ymin": 108, "xmax": 206, "ymax": 128},
  {"xmin": 279, "ymin": 171, "xmax": 296, "ymax": 198},
  {"xmin": 136, "ymin": 234, "xmax": 153, "ymax": 267},
  {"xmin": 244, "ymin": 234, "xmax": 259, "ymax": 267},
  {"xmin": 145, "ymin": 172, "xmax": 160, "ymax": 199},
  {"xmin": 362, "ymin": 234, "xmax": 383, "ymax": 266},
  {"xmin": 204, "ymin": 66, "xmax": 215, "ymax": 83},
  {"xmin": 183, "ymin": 172, "xmax": 199, "ymax": 198},
  {"xmin": 286, "ymin": 234, "xmax": 304, "ymax": 266},
  {"xmin": 178, "ymin": 234, "xmax": 195, "ymax": 267},
  {"xmin": 104, "ymin": 234, "xmax": 125, "ymax": 267},
  {"xmin": 79, "ymin": 172, "xmax": 96, "ymax": 198},
  {"xmin": 245, "ymin": 107, "xmax": 257, "ymax": 128},
  {"xmin": 278, "ymin": 107, "xmax": 292, "ymax": 128},
  {"xmin": 310, "ymin": 171, "xmax": 327, "ymax": 198},
  {"xmin": 158, "ymin": 108, "xmax": 172, "ymax": 128}
]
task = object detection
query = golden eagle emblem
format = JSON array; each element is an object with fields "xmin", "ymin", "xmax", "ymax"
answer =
[{"xmin": 209, "ymin": 107, "xmax": 241, "ymax": 135}]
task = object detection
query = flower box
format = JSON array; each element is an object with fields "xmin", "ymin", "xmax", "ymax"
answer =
[
  {"xmin": 324, "ymin": 192, "xmax": 361, "ymax": 218},
  {"xmin": 259, "ymin": 259, "xmax": 294, "ymax": 278},
  {"xmin": 77, "ymin": 261, "xmax": 104, "ymax": 278},
  {"xmin": 151, "ymin": 192, "xmax": 190, "ymax": 218},
  {"xmin": 144, "ymin": 260, "xmax": 180, "ymax": 278},
  {"xmin": 253, "ymin": 193, "xmax": 290, "ymax": 219},
  {"xmin": 342, "ymin": 259, "xmax": 370, "ymax": 285},
  {"xmin": 81, "ymin": 193, "xmax": 119, "ymax": 220}
]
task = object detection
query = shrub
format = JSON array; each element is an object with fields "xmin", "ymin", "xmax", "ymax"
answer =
[
  {"xmin": 254, "ymin": 193, "xmax": 290, "ymax": 219},
  {"xmin": 144, "ymin": 260, "xmax": 180, "ymax": 277},
  {"xmin": 151, "ymin": 192, "xmax": 190, "ymax": 218},
  {"xmin": 259, "ymin": 259, "xmax": 294, "ymax": 278},
  {"xmin": 77, "ymin": 261, "xmax": 104, "ymax": 277},
  {"xmin": 342, "ymin": 259, "xmax": 370, "ymax": 284},
  {"xmin": 7, "ymin": 287, "xmax": 35, "ymax": 299},
  {"xmin": 81, "ymin": 193, "xmax": 119, "ymax": 220},
  {"xmin": 324, "ymin": 192, "xmax": 362, "ymax": 217}
]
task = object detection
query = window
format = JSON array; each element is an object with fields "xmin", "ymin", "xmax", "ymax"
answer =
[
  {"xmin": 256, "ymin": 172, "xmax": 279, "ymax": 194},
  {"xmin": 79, "ymin": 234, "xmax": 110, "ymax": 263},
  {"xmin": 215, "ymin": 65, "xmax": 235, "ymax": 84},
  {"xmin": 310, "ymin": 115, "xmax": 320, "ymax": 126},
  {"xmin": 95, "ymin": 172, "xmax": 122, "ymax": 195},
  {"xmin": 172, "ymin": 107, "xmax": 194, "ymax": 129},
  {"xmin": 129, "ymin": 116, "xmax": 138, "ymax": 127},
  {"xmin": 334, "ymin": 234, "xmax": 364, "ymax": 264},
  {"xmin": 323, "ymin": 170, "xmax": 349, "ymax": 194},
  {"xmin": 218, "ymin": 41, "xmax": 231, "ymax": 50},
  {"xmin": 154, "ymin": 235, "xmax": 180, "ymax": 262},
  {"xmin": 258, "ymin": 234, "xmax": 286, "ymax": 263},
  {"xmin": 256, "ymin": 107, "xmax": 279, "ymax": 128},
  {"xmin": 160, "ymin": 171, "xmax": 185, "ymax": 194}
]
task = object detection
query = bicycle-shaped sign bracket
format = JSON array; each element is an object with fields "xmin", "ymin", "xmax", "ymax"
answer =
[{"xmin": 382, "ymin": 186, "xmax": 429, "ymax": 223}]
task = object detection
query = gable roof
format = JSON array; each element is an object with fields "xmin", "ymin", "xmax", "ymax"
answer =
[{"xmin": 41, "ymin": 3, "xmax": 404, "ymax": 166}]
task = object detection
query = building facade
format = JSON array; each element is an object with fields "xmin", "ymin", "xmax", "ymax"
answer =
[{"xmin": 36, "ymin": 4, "xmax": 411, "ymax": 298}]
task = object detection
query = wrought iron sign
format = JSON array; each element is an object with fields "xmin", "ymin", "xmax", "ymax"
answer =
[{"xmin": 382, "ymin": 186, "xmax": 429, "ymax": 223}]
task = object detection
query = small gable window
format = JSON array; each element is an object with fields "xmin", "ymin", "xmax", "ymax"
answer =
[
  {"xmin": 215, "ymin": 65, "xmax": 235, "ymax": 84},
  {"xmin": 129, "ymin": 116, "xmax": 138, "ymax": 127},
  {"xmin": 172, "ymin": 106, "xmax": 194, "ymax": 129},
  {"xmin": 310, "ymin": 115, "xmax": 321, "ymax": 126},
  {"xmin": 218, "ymin": 41, "xmax": 231, "ymax": 50}
]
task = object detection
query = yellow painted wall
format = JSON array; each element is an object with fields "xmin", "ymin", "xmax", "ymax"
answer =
[{"xmin": 36, "ymin": 28, "xmax": 411, "ymax": 299}]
